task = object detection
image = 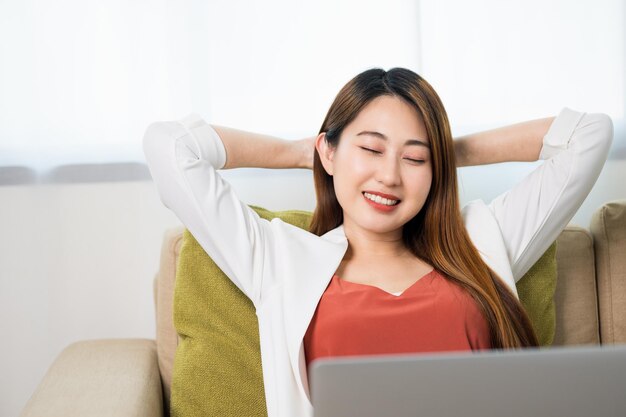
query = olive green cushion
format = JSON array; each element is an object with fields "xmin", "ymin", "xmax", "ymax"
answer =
[
  {"xmin": 170, "ymin": 206, "xmax": 311, "ymax": 417},
  {"xmin": 170, "ymin": 206, "xmax": 557, "ymax": 416},
  {"xmin": 516, "ymin": 241, "xmax": 558, "ymax": 346}
]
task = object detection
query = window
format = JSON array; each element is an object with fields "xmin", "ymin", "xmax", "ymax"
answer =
[{"xmin": 0, "ymin": 0, "xmax": 621, "ymax": 185}]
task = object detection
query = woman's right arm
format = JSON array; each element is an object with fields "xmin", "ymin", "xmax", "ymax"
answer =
[
  {"xmin": 211, "ymin": 124, "xmax": 314, "ymax": 169},
  {"xmin": 142, "ymin": 114, "xmax": 309, "ymax": 305}
]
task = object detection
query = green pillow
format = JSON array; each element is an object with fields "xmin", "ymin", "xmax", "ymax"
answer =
[
  {"xmin": 170, "ymin": 206, "xmax": 311, "ymax": 417},
  {"xmin": 516, "ymin": 241, "xmax": 558, "ymax": 346},
  {"xmin": 170, "ymin": 206, "xmax": 557, "ymax": 416}
]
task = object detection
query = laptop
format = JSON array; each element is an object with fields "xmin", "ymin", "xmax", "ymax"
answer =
[{"xmin": 310, "ymin": 344, "xmax": 626, "ymax": 417}]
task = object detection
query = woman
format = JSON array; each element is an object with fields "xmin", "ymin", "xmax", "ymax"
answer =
[{"xmin": 143, "ymin": 67, "xmax": 613, "ymax": 417}]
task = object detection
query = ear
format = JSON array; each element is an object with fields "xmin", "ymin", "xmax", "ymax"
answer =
[{"xmin": 315, "ymin": 132, "xmax": 336, "ymax": 176}]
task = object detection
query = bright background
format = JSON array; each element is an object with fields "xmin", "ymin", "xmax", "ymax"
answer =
[{"xmin": 1, "ymin": 0, "xmax": 624, "ymax": 415}]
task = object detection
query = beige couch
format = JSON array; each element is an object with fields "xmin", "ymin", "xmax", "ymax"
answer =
[{"xmin": 20, "ymin": 201, "xmax": 626, "ymax": 417}]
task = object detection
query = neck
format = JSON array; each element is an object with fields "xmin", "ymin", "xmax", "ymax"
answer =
[{"xmin": 341, "ymin": 220, "xmax": 410, "ymax": 262}]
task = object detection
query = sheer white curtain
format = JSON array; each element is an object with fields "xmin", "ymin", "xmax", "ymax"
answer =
[
  {"xmin": 0, "ymin": 0, "xmax": 420, "ymax": 175},
  {"xmin": 0, "ymin": 0, "xmax": 622, "ymax": 181},
  {"xmin": 419, "ymin": 0, "xmax": 623, "ymax": 129},
  {"xmin": 417, "ymin": 0, "xmax": 624, "ymax": 204}
]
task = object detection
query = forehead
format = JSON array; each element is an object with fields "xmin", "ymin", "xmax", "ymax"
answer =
[{"xmin": 344, "ymin": 95, "xmax": 429, "ymax": 145}]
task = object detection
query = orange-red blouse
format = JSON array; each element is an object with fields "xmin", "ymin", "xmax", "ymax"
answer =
[{"xmin": 303, "ymin": 268, "xmax": 492, "ymax": 372}]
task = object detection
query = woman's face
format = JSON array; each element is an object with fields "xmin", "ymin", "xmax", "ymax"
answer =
[{"xmin": 317, "ymin": 94, "xmax": 433, "ymax": 239}]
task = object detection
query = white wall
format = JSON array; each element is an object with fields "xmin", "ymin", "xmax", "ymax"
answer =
[{"xmin": 1, "ymin": 156, "xmax": 625, "ymax": 416}]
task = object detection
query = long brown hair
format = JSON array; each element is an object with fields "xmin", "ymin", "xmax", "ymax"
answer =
[{"xmin": 310, "ymin": 67, "xmax": 538, "ymax": 349}]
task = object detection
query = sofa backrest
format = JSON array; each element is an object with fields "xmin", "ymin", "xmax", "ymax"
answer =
[
  {"xmin": 153, "ymin": 226, "xmax": 184, "ymax": 413},
  {"xmin": 553, "ymin": 226, "xmax": 600, "ymax": 345},
  {"xmin": 590, "ymin": 200, "xmax": 626, "ymax": 344}
]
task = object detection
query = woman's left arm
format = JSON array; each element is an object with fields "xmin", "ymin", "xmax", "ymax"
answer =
[
  {"xmin": 456, "ymin": 108, "xmax": 613, "ymax": 281},
  {"xmin": 454, "ymin": 116, "xmax": 556, "ymax": 167}
]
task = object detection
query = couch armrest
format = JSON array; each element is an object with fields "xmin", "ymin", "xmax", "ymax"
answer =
[{"xmin": 20, "ymin": 339, "xmax": 163, "ymax": 417}]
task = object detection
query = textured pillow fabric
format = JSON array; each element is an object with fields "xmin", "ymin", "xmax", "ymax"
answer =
[
  {"xmin": 170, "ymin": 206, "xmax": 557, "ymax": 416},
  {"xmin": 516, "ymin": 241, "xmax": 558, "ymax": 346}
]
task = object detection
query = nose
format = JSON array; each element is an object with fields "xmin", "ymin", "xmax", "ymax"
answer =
[{"xmin": 375, "ymin": 154, "xmax": 401, "ymax": 187}]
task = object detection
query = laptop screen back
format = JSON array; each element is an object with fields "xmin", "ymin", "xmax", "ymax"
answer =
[{"xmin": 310, "ymin": 345, "xmax": 626, "ymax": 417}]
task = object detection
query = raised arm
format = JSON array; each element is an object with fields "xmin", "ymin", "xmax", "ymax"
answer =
[
  {"xmin": 143, "ymin": 114, "xmax": 306, "ymax": 305},
  {"xmin": 457, "ymin": 108, "xmax": 613, "ymax": 281},
  {"xmin": 211, "ymin": 124, "xmax": 313, "ymax": 169},
  {"xmin": 454, "ymin": 116, "xmax": 556, "ymax": 167}
]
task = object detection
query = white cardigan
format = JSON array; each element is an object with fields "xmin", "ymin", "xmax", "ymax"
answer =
[{"xmin": 143, "ymin": 107, "xmax": 612, "ymax": 417}]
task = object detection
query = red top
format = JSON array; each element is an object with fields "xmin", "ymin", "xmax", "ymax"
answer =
[{"xmin": 304, "ymin": 269, "xmax": 492, "ymax": 372}]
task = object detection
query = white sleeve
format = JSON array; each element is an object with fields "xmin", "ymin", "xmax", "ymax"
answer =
[
  {"xmin": 142, "ymin": 113, "xmax": 271, "ymax": 306},
  {"xmin": 487, "ymin": 107, "xmax": 613, "ymax": 282}
]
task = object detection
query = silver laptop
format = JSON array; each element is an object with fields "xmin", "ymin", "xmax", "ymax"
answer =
[{"xmin": 310, "ymin": 344, "xmax": 626, "ymax": 417}]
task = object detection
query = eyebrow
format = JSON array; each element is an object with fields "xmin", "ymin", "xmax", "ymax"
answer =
[{"xmin": 356, "ymin": 130, "xmax": 430, "ymax": 149}]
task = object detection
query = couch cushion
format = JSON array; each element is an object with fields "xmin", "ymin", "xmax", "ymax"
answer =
[
  {"xmin": 516, "ymin": 241, "xmax": 557, "ymax": 346},
  {"xmin": 590, "ymin": 200, "xmax": 626, "ymax": 344},
  {"xmin": 553, "ymin": 226, "xmax": 600, "ymax": 345},
  {"xmin": 165, "ymin": 207, "xmax": 558, "ymax": 415}
]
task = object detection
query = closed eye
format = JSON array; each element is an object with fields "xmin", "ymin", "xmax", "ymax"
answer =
[
  {"xmin": 359, "ymin": 146, "xmax": 381, "ymax": 154},
  {"xmin": 361, "ymin": 147, "xmax": 425, "ymax": 164}
]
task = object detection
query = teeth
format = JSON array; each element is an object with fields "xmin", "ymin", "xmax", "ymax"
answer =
[{"xmin": 364, "ymin": 192, "xmax": 398, "ymax": 206}]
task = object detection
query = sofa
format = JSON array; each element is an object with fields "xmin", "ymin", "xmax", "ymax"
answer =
[{"xmin": 20, "ymin": 200, "xmax": 626, "ymax": 417}]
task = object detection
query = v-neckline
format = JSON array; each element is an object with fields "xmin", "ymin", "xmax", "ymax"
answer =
[{"xmin": 333, "ymin": 268, "xmax": 435, "ymax": 297}]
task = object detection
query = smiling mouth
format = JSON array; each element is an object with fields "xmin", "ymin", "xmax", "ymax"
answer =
[{"xmin": 362, "ymin": 192, "xmax": 401, "ymax": 206}]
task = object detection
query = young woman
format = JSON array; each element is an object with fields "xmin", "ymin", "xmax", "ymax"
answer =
[{"xmin": 143, "ymin": 67, "xmax": 613, "ymax": 417}]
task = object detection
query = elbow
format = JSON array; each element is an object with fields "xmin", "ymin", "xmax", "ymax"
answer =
[
  {"xmin": 589, "ymin": 113, "xmax": 614, "ymax": 155},
  {"xmin": 142, "ymin": 122, "xmax": 160, "ymax": 151},
  {"xmin": 142, "ymin": 120, "xmax": 195, "ymax": 167},
  {"xmin": 142, "ymin": 121, "xmax": 171, "ymax": 164}
]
